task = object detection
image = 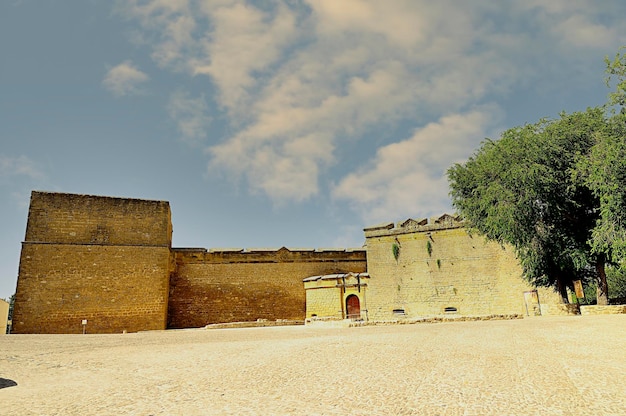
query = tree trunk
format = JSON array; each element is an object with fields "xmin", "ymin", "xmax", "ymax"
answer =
[
  {"xmin": 596, "ymin": 256, "xmax": 609, "ymax": 305},
  {"xmin": 556, "ymin": 278, "xmax": 569, "ymax": 304}
]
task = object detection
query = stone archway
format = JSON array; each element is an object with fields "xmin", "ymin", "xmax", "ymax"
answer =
[{"xmin": 346, "ymin": 294, "xmax": 360, "ymax": 319}]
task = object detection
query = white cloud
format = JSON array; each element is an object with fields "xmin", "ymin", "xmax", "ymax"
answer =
[
  {"xmin": 102, "ymin": 61, "xmax": 150, "ymax": 97},
  {"xmin": 0, "ymin": 155, "xmax": 47, "ymax": 208},
  {"xmin": 114, "ymin": 1, "xmax": 198, "ymax": 75},
  {"xmin": 191, "ymin": 2, "xmax": 298, "ymax": 113},
  {"xmin": 332, "ymin": 109, "xmax": 496, "ymax": 224},
  {"xmin": 199, "ymin": 1, "xmax": 517, "ymax": 202},
  {"xmin": 553, "ymin": 15, "xmax": 618, "ymax": 49},
  {"xmin": 514, "ymin": 0, "xmax": 626, "ymax": 50},
  {"xmin": 168, "ymin": 90, "xmax": 212, "ymax": 145},
  {"xmin": 0, "ymin": 155, "xmax": 45, "ymax": 181},
  {"xmin": 117, "ymin": 0, "xmax": 626, "ymax": 217}
]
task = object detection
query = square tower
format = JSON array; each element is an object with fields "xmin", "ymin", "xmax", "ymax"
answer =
[{"xmin": 12, "ymin": 191, "xmax": 173, "ymax": 333}]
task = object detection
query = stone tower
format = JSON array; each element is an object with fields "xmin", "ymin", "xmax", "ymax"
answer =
[{"xmin": 12, "ymin": 191, "xmax": 173, "ymax": 333}]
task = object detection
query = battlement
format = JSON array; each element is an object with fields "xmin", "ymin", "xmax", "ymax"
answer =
[
  {"xmin": 172, "ymin": 246, "xmax": 365, "ymax": 264},
  {"xmin": 364, "ymin": 214, "xmax": 463, "ymax": 238}
]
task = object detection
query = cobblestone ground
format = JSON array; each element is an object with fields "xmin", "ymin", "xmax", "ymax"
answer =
[{"xmin": 1, "ymin": 315, "xmax": 625, "ymax": 415}]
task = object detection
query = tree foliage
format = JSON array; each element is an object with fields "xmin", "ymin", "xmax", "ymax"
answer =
[
  {"xmin": 448, "ymin": 109, "xmax": 604, "ymax": 303},
  {"xmin": 583, "ymin": 264, "xmax": 626, "ymax": 304},
  {"xmin": 448, "ymin": 48, "xmax": 626, "ymax": 305},
  {"xmin": 577, "ymin": 113, "xmax": 626, "ymax": 259},
  {"xmin": 605, "ymin": 47, "xmax": 626, "ymax": 108},
  {"xmin": 8, "ymin": 293, "xmax": 14, "ymax": 321}
]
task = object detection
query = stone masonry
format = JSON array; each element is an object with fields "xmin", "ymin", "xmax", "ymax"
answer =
[
  {"xmin": 12, "ymin": 192, "xmax": 173, "ymax": 334},
  {"xmin": 168, "ymin": 247, "xmax": 366, "ymax": 328},
  {"xmin": 12, "ymin": 191, "xmax": 366, "ymax": 333},
  {"xmin": 363, "ymin": 215, "xmax": 562, "ymax": 321},
  {"xmin": 12, "ymin": 191, "xmax": 568, "ymax": 334}
]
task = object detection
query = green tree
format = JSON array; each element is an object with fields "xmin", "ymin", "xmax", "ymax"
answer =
[
  {"xmin": 8, "ymin": 293, "xmax": 15, "ymax": 321},
  {"xmin": 572, "ymin": 48, "xmax": 626, "ymax": 304},
  {"xmin": 608, "ymin": 265, "xmax": 626, "ymax": 301},
  {"xmin": 605, "ymin": 47, "xmax": 626, "ymax": 108},
  {"xmin": 575, "ymin": 112, "xmax": 626, "ymax": 303},
  {"xmin": 448, "ymin": 48, "xmax": 626, "ymax": 306},
  {"xmin": 447, "ymin": 108, "xmax": 606, "ymax": 303},
  {"xmin": 582, "ymin": 264, "xmax": 626, "ymax": 304},
  {"xmin": 2, "ymin": 294, "xmax": 14, "ymax": 334}
]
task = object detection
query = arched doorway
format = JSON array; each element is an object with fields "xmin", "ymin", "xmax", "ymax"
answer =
[{"xmin": 346, "ymin": 295, "xmax": 360, "ymax": 319}]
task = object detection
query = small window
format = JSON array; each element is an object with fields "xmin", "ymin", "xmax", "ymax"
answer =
[
  {"xmin": 444, "ymin": 307, "xmax": 458, "ymax": 313},
  {"xmin": 393, "ymin": 308, "xmax": 405, "ymax": 315}
]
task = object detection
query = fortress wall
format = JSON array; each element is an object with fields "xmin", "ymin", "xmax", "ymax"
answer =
[
  {"xmin": 365, "ymin": 224, "xmax": 561, "ymax": 321},
  {"xmin": 167, "ymin": 249, "xmax": 366, "ymax": 328},
  {"xmin": 12, "ymin": 192, "xmax": 172, "ymax": 334},
  {"xmin": 13, "ymin": 244, "xmax": 171, "ymax": 333},
  {"xmin": 12, "ymin": 191, "xmax": 571, "ymax": 333}
]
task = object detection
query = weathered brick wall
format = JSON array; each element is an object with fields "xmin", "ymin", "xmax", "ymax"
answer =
[
  {"xmin": 365, "ymin": 220, "xmax": 561, "ymax": 320},
  {"xmin": 24, "ymin": 191, "xmax": 172, "ymax": 246},
  {"xmin": 168, "ymin": 248, "xmax": 366, "ymax": 328},
  {"xmin": 12, "ymin": 192, "xmax": 172, "ymax": 334}
]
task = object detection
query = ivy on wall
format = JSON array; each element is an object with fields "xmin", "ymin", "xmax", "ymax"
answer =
[{"xmin": 392, "ymin": 242, "xmax": 400, "ymax": 261}]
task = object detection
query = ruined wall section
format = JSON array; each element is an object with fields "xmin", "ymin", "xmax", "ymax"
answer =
[
  {"xmin": 364, "ymin": 216, "xmax": 561, "ymax": 321},
  {"xmin": 12, "ymin": 192, "xmax": 173, "ymax": 334},
  {"xmin": 168, "ymin": 248, "xmax": 366, "ymax": 328}
]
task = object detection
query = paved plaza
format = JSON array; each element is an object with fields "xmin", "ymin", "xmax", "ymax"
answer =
[{"xmin": 1, "ymin": 315, "xmax": 625, "ymax": 415}]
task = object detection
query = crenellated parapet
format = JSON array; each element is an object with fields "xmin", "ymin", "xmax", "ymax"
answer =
[
  {"xmin": 364, "ymin": 214, "xmax": 464, "ymax": 238},
  {"xmin": 172, "ymin": 246, "xmax": 365, "ymax": 264}
]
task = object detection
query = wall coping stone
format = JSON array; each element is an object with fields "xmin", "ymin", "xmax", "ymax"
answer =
[
  {"xmin": 174, "ymin": 247, "xmax": 208, "ymax": 252},
  {"xmin": 364, "ymin": 214, "xmax": 464, "ymax": 238},
  {"xmin": 174, "ymin": 247, "xmax": 366, "ymax": 256},
  {"xmin": 580, "ymin": 305, "xmax": 626, "ymax": 315},
  {"xmin": 303, "ymin": 272, "xmax": 370, "ymax": 282},
  {"xmin": 208, "ymin": 248, "xmax": 243, "ymax": 253},
  {"xmin": 32, "ymin": 190, "xmax": 168, "ymax": 205}
]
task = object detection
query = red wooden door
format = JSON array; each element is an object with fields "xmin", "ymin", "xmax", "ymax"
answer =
[{"xmin": 346, "ymin": 295, "xmax": 360, "ymax": 319}]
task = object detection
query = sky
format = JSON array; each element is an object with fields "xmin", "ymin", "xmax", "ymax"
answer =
[{"xmin": 1, "ymin": 0, "xmax": 626, "ymax": 299}]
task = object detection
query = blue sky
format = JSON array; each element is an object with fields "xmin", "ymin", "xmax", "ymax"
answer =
[{"xmin": 1, "ymin": 0, "xmax": 625, "ymax": 299}]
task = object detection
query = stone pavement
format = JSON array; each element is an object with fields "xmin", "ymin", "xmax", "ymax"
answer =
[{"xmin": 1, "ymin": 315, "xmax": 625, "ymax": 415}]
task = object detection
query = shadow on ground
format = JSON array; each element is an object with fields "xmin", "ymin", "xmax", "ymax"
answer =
[{"xmin": 0, "ymin": 378, "xmax": 17, "ymax": 389}]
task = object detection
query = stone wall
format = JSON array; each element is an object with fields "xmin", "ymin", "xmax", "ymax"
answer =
[
  {"xmin": 12, "ymin": 192, "xmax": 173, "ymax": 334},
  {"xmin": 167, "ymin": 248, "xmax": 366, "ymax": 328},
  {"xmin": 303, "ymin": 273, "xmax": 370, "ymax": 320},
  {"xmin": 580, "ymin": 305, "xmax": 626, "ymax": 315},
  {"xmin": 12, "ymin": 191, "xmax": 575, "ymax": 334},
  {"xmin": 364, "ymin": 216, "xmax": 562, "ymax": 321},
  {"xmin": 24, "ymin": 191, "xmax": 172, "ymax": 247},
  {"xmin": 0, "ymin": 299, "xmax": 8, "ymax": 334},
  {"xmin": 304, "ymin": 276, "xmax": 345, "ymax": 320}
]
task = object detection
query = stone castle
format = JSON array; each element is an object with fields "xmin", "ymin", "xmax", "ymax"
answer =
[{"xmin": 11, "ymin": 191, "xmax": 562, "ymax": 334}]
